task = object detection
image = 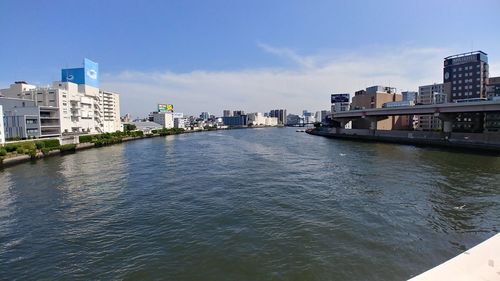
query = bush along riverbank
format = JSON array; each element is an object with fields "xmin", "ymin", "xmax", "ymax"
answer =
[{"xmin": 0, "ymin": 128, "xmax": 187, "ymax": 168}]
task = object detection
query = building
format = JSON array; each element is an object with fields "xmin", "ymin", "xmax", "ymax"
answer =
[
  {"xmin": 0, "ymin": 97, "xmax": 60, "ymax": 139},
  {"xmin": 100, "ymin": 90, "xmax": 122, "ymax": 132},
  {"xmin": 315, "ymin": 110, "xmax": 330, "ymax": 123},
  {"xmin": 402, "ymin": 91, "xmax": 418, "ymax": 102},
  {"xmin": 286, "ymin": 114, "xmax": 304, "ymax": 126},
  {"xmin": 485, "ymin": 76, "xmax": 500, "ymax": 131},
  {"xmin": 417, "ymin": 83, "xmax": 445, "ymax": 131},
  {"xmin": 247, "ymin": 112, "xmax": 278, "ymax": 126},
  {"xmin": 200, "ymin": 112, "xmax": 210, "ymax": 120},
  {"xmin": 152, "ymin": 112, "xmax": 174, "ymax": 129},
  {"xmin": 330, "ymin": 93, "xmax": 350, "ymax": 128},
  {"xmin": 302, "ymin": 110, "xmax": 315, "ymax": 124},
  {"xmin": 487, "ymin": 76, "xmax": 500, "ymax": 100},
  {"xmin": 0, "ymin": 59, "xmax": 122, "ymax": 138},
  {"xmin": 233, "ymin": 110, "xmax": 245, "ymax": 117},
  {"xmin": 223, "ymin": 110, "xmax": 232, "ymax": 117},
  {"xmin": 350, "ymin": 85, "xmax": 403, "ymax": 130},
  {"xmin": 331, "ymin": 93, "xmax": 350, "ymax": 113},
  {"xmin": 131, "ymin": 121, "xmax": 163, "ymax": 134},
  {"xmin": 0, "ymin": 105, "xmax": 5, "ymax": 144},
  {"xmin": 269, "ymin": 109, "xmax": 287, "ymax": 125},
  {"xmin": 222, "ymin": 115, "xmax": 247, "ymax": 126},
  {"xmin": 443, "ymin": 51, "xmax": 489, "ymax": 132}
]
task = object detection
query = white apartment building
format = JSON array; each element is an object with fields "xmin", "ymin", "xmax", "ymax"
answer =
[
  {"xmin": 0, "ymin": 105, "xmax": 5, "ymax": 144},
  {"xmin": 417, "ymin": 83, "xmax": 445, "ymax": 131},
  {"xmin": 100, "ymin": 90, "xmax": 122, "ymax": 133},
  {"xmin": 0, "ymin": 59, "xmax": 122, "ymax": 140},
  {"xmin": 0, "ymin": 81, "xmax": 122, "ymax": 138},
  {"xmin": 152, "ymin": 112, "xmax": 174, "ymax": 129},
  {"xmin": 247, "ymin": 112, "xmax": 278, "ymax": 126}
]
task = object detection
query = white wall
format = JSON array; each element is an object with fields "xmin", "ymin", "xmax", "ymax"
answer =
[
  {"xmin": 0, "ymin": 105, "xmax": 5, "ymax": 144},
  {"xmin": 153, "ymin": 112, "xmax": 174, "ymax": 129}
]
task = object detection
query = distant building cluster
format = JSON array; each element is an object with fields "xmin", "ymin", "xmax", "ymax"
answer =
[
  {"xmin": 328, "ymin": 50, "xmax": 500, "ymax": 133},
  {"xmin": 0, "ymin": 58, "xmax": 122, "ymax": 143}
]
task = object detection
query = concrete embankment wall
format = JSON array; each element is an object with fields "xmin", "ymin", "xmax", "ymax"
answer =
[{"xmin": 309, "ymin": 127, "xmax": 500, "ymax": 152}]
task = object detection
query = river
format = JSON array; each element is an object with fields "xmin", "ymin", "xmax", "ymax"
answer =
[{"xmin": 1, "ymin": 127, "xmax": 499, "ymax": 280}]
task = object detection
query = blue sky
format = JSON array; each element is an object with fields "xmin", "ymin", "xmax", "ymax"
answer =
[{"xmin": 1, "ymin": 0, "xmax": 500, "ymax": 117}]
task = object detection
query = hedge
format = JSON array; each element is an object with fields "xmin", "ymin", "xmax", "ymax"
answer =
[
  {"xmin": 79, "ymin": 135, "xmax": 93, "ymax": 143},
  {"xmin": 60, "ymin": 144, "xmax": 77, "ymax": 153},
  {"xmin": 35, "ymin": 139, "xmax": 60, "ymax": 149}
]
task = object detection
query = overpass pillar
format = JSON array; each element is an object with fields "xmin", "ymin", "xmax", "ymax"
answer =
[
  {"xmin": 369, "ymin": 118, "xmax": 377, "ymax": 130},
  {"xmin": 436, "ymin": 113, "xmax": 456, "ymax": 134},
  {"xmin": 443, "ymin": 120, "xmax": 453, "ymax": 133}
]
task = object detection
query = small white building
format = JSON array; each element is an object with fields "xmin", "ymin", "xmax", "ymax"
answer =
[
  {"xmin": 152, "ymin": 112, "xmax": 174, "ymax": 129},
  {"xmin": 174, "ymin": 117, "xmax": 187, "ymax": 129}
]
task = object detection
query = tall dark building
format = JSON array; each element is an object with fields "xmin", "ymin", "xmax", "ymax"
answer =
[
  {"xmin": 270, "ymin": 109, "xmax": 287, "ymax": 125},
  {"xmin": 233, "ymin": 110, "xmax": 245, "ymax": 116},
  {"xmin": 443, "ymin": 51, "xmax": 489, "ymax": 132}
]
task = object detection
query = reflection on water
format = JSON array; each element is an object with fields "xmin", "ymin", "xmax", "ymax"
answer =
[{"xmin": 0, "ymin": 128, "xmax": 499, "ymax": 280}]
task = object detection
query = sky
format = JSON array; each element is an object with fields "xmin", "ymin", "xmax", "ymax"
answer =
[{"xmin": 1, "ymin": 0, "xmax": 500, "ymax": 117}]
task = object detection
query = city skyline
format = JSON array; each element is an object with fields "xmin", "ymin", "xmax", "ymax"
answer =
[{"xmin": 1, "ymin": 0, "xmax": 500, "ymax": 116}]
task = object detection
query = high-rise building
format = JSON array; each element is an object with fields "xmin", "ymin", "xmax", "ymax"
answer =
[
  {"xmin": 100, "ymin": 90, "xmax": 122, "ymax": 132},
  {"xmin": 269, "ymin": 109, "xmax": 287, "ymax": 125},
  {"xmin": 443, "ymin": 51, "xmax": 489, "ymax": 132},
  {"xmin": 417, "ymin": 83, "xmax": 445, "ymax": 131},
  {"xmin": 223, "ymin": 110, "xmax": 232, "ymax": 117},
  {"xmin": 200, "ymin": 112, "xmax": 210, "ymax": 120},
  {"xmin": 233, "ymin": 110, "xmax": 245, "ymax": 117}
]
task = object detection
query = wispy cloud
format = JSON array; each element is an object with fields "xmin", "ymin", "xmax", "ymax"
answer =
[
  {"xmin": 256, "ymin": 42, "xmax": 317, "ymax": 69},
  {"xmin": 101, "ymin": 44, "xmax": 452, "ymax": 118}
]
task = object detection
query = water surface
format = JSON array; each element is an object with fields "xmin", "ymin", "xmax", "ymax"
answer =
[{"xmin": 1, "ymin": 128, "xmax": 499, "ymax": 280}]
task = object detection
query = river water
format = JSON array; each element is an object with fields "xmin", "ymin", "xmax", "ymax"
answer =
[{"xmin": 1, "ymin": 127, "xmax": 499, "ymax": 280}]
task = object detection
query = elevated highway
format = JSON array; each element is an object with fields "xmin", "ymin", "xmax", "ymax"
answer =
[
  {"xmin": 332, "ymin": 100, "xmax": 500, "ymax": 118},
  {"xmin": 331, "ymin": 101, "xmax": 500, "ymax": 133}
]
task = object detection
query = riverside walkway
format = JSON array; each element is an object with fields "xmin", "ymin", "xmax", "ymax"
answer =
[{"xmin": 409, "ymin": 233, "xmax": 500, "ymax": 281}]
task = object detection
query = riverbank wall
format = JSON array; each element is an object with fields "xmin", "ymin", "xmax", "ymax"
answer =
[{"xmin": 307, "ymin": 127, "xmax": 500, "ymax": 153}]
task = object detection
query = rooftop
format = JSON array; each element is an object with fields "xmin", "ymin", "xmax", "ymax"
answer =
[{"xmin": 444, "ymin": 50, "xmax": 487, "ymax": 60}]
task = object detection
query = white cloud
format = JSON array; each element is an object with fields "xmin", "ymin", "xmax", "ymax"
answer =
[{"xmin": 101, "ymin": 44, "xmax": 452, "ymax": 118}]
